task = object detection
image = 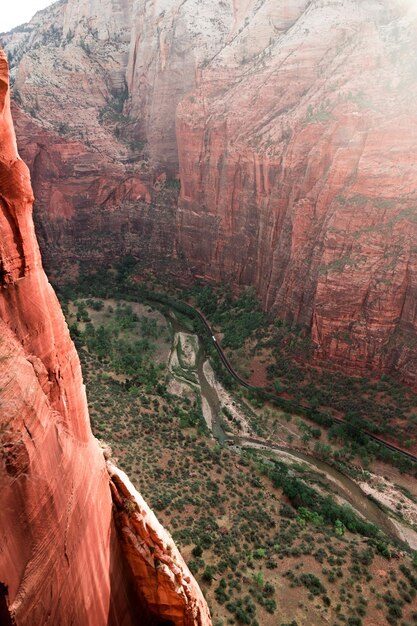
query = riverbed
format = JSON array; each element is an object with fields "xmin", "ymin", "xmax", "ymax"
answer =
[{"xmin": 166, "ymin": 311, "xmax": 417, "ymax": 549}]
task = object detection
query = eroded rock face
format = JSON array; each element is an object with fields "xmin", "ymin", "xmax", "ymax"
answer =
[
  {"xmin": 176, "ymin": 0, "xmax": 417, "ymax": 383},
  {"xmin": 3, "ymin": 0, "xmax": 417, "ymax": 384},
  {"xmin": 10, "ymin": 104, "xmax": 176, "ymax": 283},
  {"xmin": 0, "ymin": 46, "xmax": 136, "ymax": 626},
  {"xmin": 0, "ymin": 49, "xmax": 211, "ymax": 626},
  {"xmin": 109, "ymin": 464, "xmax": 211, "ymax": 626}
]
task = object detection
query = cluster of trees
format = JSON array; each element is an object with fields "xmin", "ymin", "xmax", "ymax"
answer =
[
  {"xmin": 69, "ymin": 301, "xmax": 162, "ymax": 390},
  {"xmin": 267, "ymin": 461, "xmax": 379, "ymax": 539},
  {"xmin": 189, "ymin": 284, "xmax": 266, "ymax": 349}
]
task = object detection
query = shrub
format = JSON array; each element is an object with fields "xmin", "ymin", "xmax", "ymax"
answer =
[
  {"xmin": 299, "ymin": 573, "xmax": 326, "ymax": 596},
  {"xmin": 192, "ymin": 545, "xmax": 203, "ymax": 558}
]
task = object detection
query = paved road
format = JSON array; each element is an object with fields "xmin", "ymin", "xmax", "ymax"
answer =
[{"xmin": 181, "ymin": 300, "xmax": 417, "ymax": 465}]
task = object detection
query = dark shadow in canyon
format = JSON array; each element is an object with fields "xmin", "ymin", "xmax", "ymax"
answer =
[{"xmin": 0, "ymin": 582, "xmax": 15, "ymax": 626}]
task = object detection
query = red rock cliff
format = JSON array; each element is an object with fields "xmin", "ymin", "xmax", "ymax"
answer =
[
  {"xmin": 0, "ymin": 49, "xmax": 211, "ymax": 626},
  {"xmin": 3, "ymin": 0, "xmax": 417, "ymax": 385},
  {"xmin": 175, "ymin": 0, "xmax": 417, "ymax": 383}
]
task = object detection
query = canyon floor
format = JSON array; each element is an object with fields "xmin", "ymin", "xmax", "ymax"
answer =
[{"xmin": 59, "ymin": 267, "xmax": 417, "ymax": 626}]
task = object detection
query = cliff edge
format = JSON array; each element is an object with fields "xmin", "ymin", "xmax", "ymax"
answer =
[{"xmin": 0, "ymin": 49, "xmax": 211, "ymax": 626}]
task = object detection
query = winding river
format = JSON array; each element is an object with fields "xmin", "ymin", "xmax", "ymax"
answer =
[{"xmin": 168, "ymin": 313, "xmax": 412, "ymax": 545}]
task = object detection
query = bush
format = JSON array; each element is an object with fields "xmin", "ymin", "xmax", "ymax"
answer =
[
  {"xmin": 202, "ymin": 566, "xmax": 215, "ymax": 584},
  {"xmin": 192, "ymin": 545, "xmax": 203, "ymax": 558},
  {"xmin": 299, "ymin": 573, "xmax": 326, "ymax": 596}
]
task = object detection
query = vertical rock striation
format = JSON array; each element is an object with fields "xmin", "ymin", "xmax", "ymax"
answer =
[
  {"xmin": 0, "ymin": 45, "xmax": 135, "ymax": 626},
  {"xmin": 3, "ymin": 0, "xmax": 417, "ymax": 384},
  {"xmin": 0, "ymin": 49, "xmax": 211, "ymax": 626},
  {"xmin": 175, "ymin": 0, "xmax": 417, "ymax": 383}
]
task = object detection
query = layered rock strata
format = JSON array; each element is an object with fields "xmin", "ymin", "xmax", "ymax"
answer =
[
  {"xmin": 0, "ymin": 48, "xmax": 211, "ymax": 626},
  {"xmin": 3, "ymin": 0, "xmax": 417, "ymax": 384}
]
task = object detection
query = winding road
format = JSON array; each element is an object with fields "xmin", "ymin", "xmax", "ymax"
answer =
[
  {"xmin": 163, "ymin": 295, "xmax": 417, "ymax": 465},
  {"xmin": 165, "ymin": 303, "xmax": 415, "ymax": 545}
]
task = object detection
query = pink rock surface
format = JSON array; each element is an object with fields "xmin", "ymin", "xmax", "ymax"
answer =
[
  {"xmin": 175, "ymin": 1, "xmax": 417, "ymax": 383},
  {"xmin": 0, "ymin": 46, "xmax": 136, "ymax": 626},
  {"xmin": 109, "ymin": 464, "xmax": 212, "ymax": 626},
  {"xmin": 0, "ymin": 49, "xmax": 211, "ymax": 626}
]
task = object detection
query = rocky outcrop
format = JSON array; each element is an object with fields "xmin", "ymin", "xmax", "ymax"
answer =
[
  {"xmin": 3, "ymin": 0, "xmax": 417, "ymax": 384},
  {"xmin": 109, "ymin": 464, "xmax": 211, "ymax": 626},
  {"xmin": 125, "ymin": 0, "xmax": 234, "ymax": 171},
  {"xmin": 0, "ymin": 49, "xmax": 211, "ymax": 626},
  {"xmin": 0, "ymin": 45, "xmax": 135, "ymax": 626}
]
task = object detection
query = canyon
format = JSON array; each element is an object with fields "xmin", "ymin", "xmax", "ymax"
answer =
[
  {"xmin": 2, "ymin": 0, "xmax": 417, "ymax": 386},
  {"xmin": 2, "ymin": 3, "xmax": 417, "ymax": 621},
  {"xmin": 0, "ymin": 48, "xmax": 211, "ymax": 626}
]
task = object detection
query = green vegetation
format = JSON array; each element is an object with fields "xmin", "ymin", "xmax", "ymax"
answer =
[
  {"xmin": 305, "ymin": 102, "xmax": 333, "ymax": 124},
  {"xmin": 79, "ymin": 38, "xmax": 91, "ymax": 56},
  {"xmin": 57, "ymin": 273, "xmax": 417, "ymax": 625},
  {"xmin": 189, "ymin": 284, "xmax": 266, "ymax": 350},
  {"xmin": 98, "ymin": 86, "xmax": 128, "ymax": 125},
  {"xmin": 166, "ymin": 178, "xmax": 181, "ymax": 190},
  {"xmin": 56, "ymin": 121, "xmax": 71, "ymax": 135},
  {"xmin": 55, "ymin": 258, "xmax": 417, "ymax": 477},
  {"xmin": 264, "ymin": 459, "xmax": 378, "ymax": 538}
]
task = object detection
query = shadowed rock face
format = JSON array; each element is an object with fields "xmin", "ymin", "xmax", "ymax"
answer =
[
  {"xmin": 3, "ymin": 0, "xmax": 417, "ymax": 384},
  {"xmin": 0, "ymin": 49, "xmax": 211, "ymax": 626}
]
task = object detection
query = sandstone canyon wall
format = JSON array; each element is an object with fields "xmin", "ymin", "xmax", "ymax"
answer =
[
  {"xmin": 0, "ymin": 49, "xmax": 211, "ymax": 626},
  {"xmin": 2, "ymin": 0, "xmax": 417, "ymax": 384},
  {"xmin": 176, "ymin": 0, "xmax": 417, "ymax": 384}
]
